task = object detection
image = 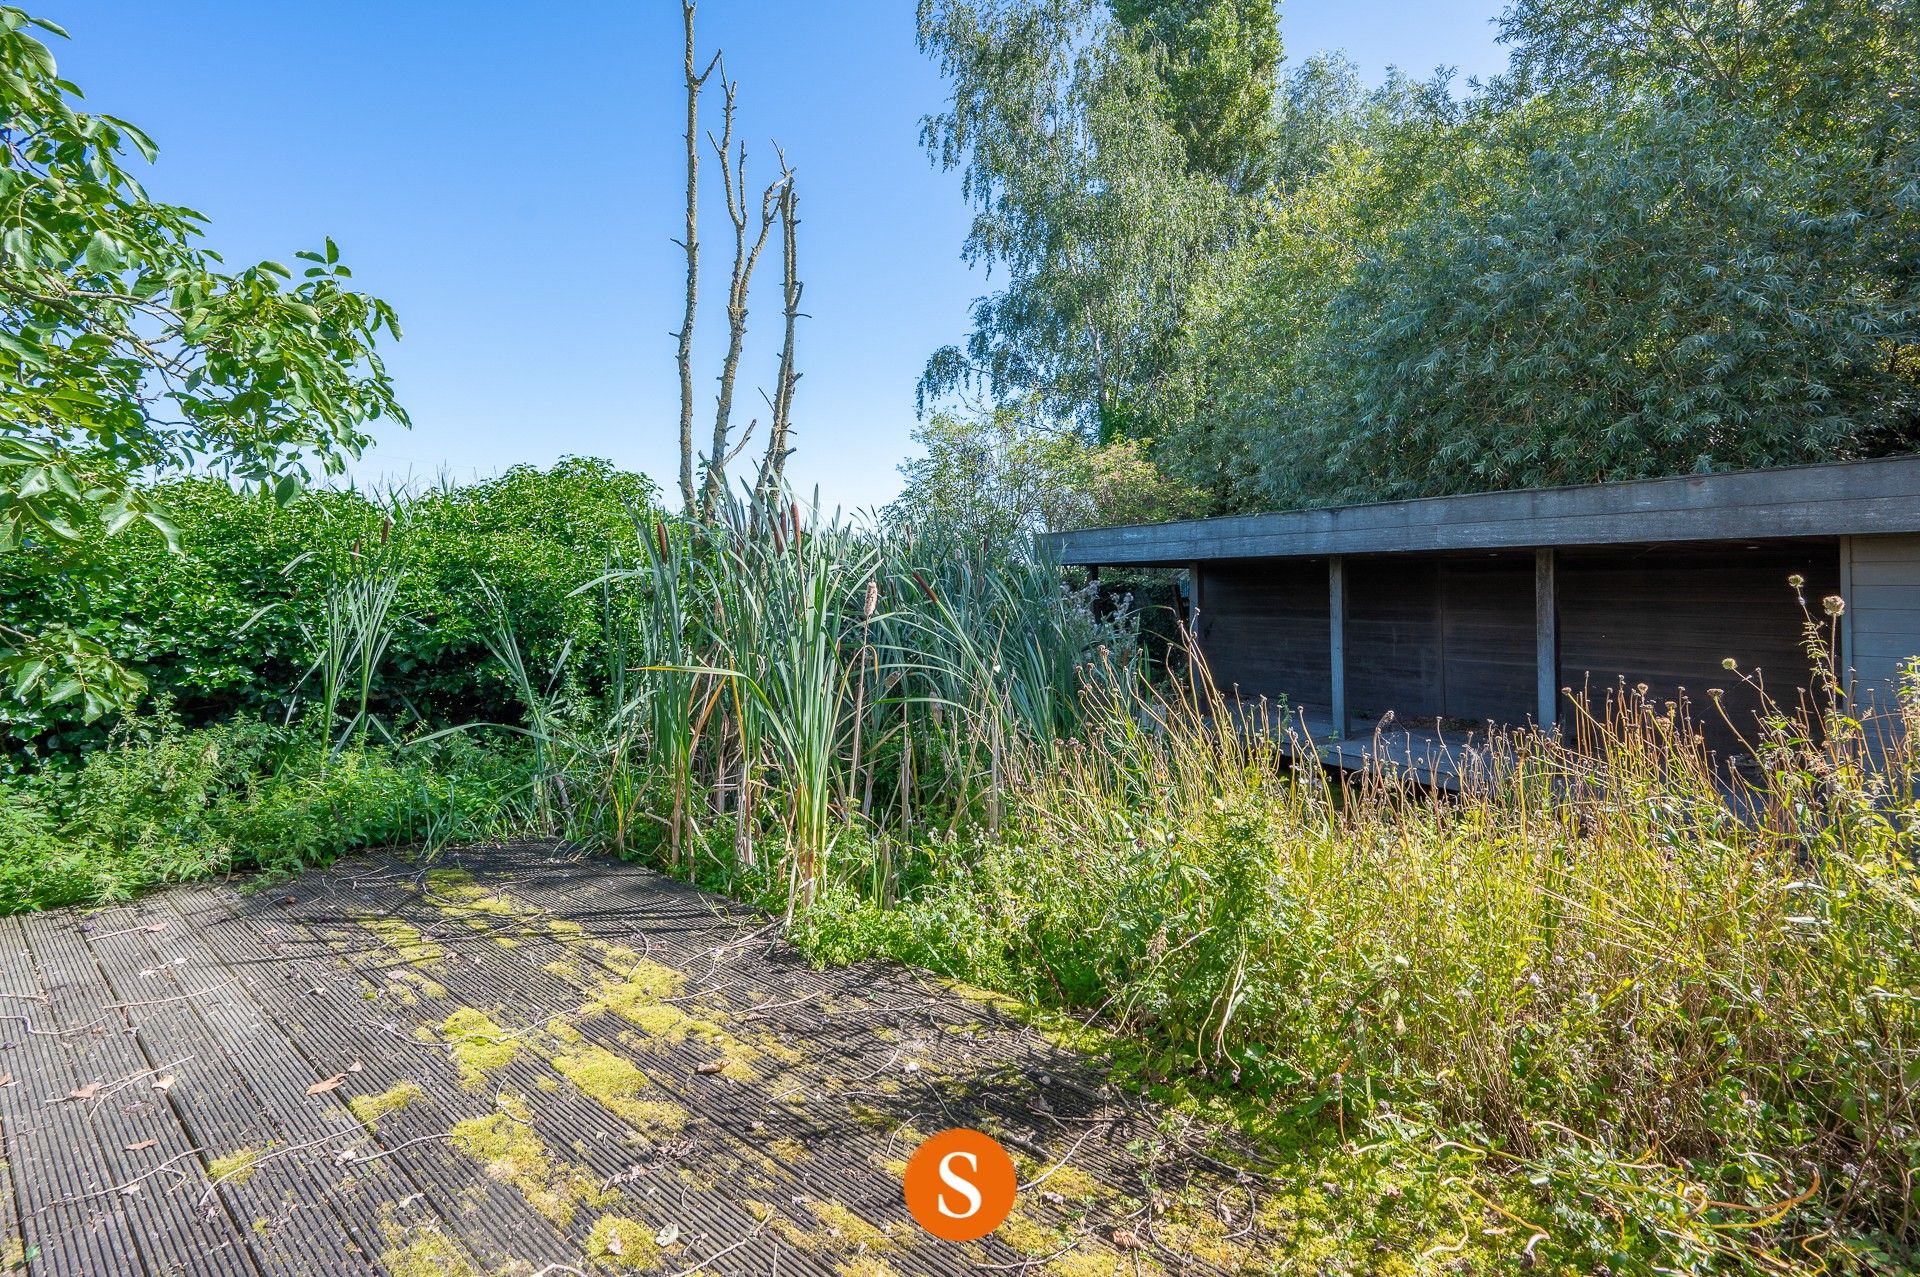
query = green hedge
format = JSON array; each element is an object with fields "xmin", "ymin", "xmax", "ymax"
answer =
[{"xmin": 0, "ymin": 457, "xmax": 659, "ymax": 764}]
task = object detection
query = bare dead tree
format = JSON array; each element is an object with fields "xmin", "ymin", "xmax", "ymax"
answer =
[
  {"xmin": 671, "ymin": 5, "xmax": 800, "ymax": 519},
  {"xmin": 673, "ymin": 1, "xmax": 720, "ymax": 515},
  {"xmin": 698, "ymin": 70, "xmax": 789, "ymax": 519},
  {"xmin": 757, "ymin": 156, "xmax": 802, "ymax": 501}
]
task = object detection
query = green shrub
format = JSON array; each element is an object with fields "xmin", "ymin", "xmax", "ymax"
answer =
[
  {"xmin": 0, "ymin": 709, "xmax": 540, "ymax": 913},
  {"xmin": 0, "ymin": 458, "xmax": 658, "ymax": 763}
]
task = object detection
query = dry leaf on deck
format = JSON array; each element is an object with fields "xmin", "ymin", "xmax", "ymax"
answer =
[
  {"xmin": 694, "ymin": 1061, "xmax": 723, "ymax": 1075},
  {"xmin": 63, "ymin": 1082, "xmax": 102, "ymax": 1103},
  {"xmin": 152, "ymin": 1075, "xmax": 175, "ymax": 1093},
  {"xmin": 124, "ymin": 1139, "xmax": 157, "ymax": 1152},
  {"xmin": 654, "ymin": 1221, "xmax": 680, "ymax": 1247},
  {"xmin": 307, "ymin": 1074, "xmax": 347, "ymax": 1095}
]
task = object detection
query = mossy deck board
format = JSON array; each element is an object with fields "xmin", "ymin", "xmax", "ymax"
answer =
[{"xmin": 0, "ymin": 847, "xmax": 1292, "ymax": 1275}]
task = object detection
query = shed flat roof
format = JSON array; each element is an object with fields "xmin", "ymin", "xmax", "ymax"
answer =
[{"xmin": 1042, "ymin": 455, "xmax": 1920, "ymax": 566}]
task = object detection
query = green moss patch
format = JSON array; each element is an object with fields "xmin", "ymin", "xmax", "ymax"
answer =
[
  {"xmin": 579, "ymin": 965, "xmax": 762, "ymax": 1080},
  {"xmin": 379, "ymin": 1224, "xmax": 484, "ymax": 1277},
  {"xmin": 359, "ymin": 917, "xmax": 444, "ymax": 968},
  {"xmin": 206, "ymin": 1146, "xmax": 270, "ymax": 1188},
  {"xmin": 551, "ymin": 1042, "xmax": 689, "ymax": 1139},
  {"xmin": 448, "ymin": 1094, "xmax": 612, "ymax": 1226},
  {"xmin": 835, "ymin": 1258, "xmax": 898, "ymax": 1277},
  {"xmin": 582, "ymin": 960, "xmax": 686, "ymax": 1012},
  {"xmin": 347, "ymin": 1081, "xmax": 424, "ymax": 1127},
  {"xmin": 802, "ymin": 1197, "xmax": 906, "ymax": 1253},
  {"xmin": 438, "ymin": 1007, "xmax": 523, "ymax": 1090},
  {"xmin": 585, "ymin": 1214, "xmax": 663, "ymax": 1270}
]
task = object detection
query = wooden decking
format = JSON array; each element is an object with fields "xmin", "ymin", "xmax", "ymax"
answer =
[
  {"xmin": 1292, "ymin": 713, "xmax": 1501, "ymax": 792},
  {"xmin": 0, "ymin": 846, "xmax": 1287, "ymax": 1276}
]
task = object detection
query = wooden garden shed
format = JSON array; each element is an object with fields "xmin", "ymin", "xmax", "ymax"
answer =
[{"xmin": 1043, "ymin": 456, "xmax": 1920, "ymax": 779}]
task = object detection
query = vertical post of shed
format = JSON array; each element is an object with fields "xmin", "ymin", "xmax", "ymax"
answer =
[
  {"xmin": 1837, "ymin": 536, "xmax": 1854, "ymax": 676},
  {"xmin": 1535, "ymin": 547, "xmax": 1559, "ymax": 736},
  {"xmin": 1186, "ymin": 561, "xmax": 1202, "ymax": 635},
  {"xmin": 1329, "ymin": 555, "xmax": 1349, "ymax": 740}
]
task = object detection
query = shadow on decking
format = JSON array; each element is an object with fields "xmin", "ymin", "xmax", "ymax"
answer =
[{"xmin": 0, "ymin": 844, "xmax": 1292, "ymax": 1276}]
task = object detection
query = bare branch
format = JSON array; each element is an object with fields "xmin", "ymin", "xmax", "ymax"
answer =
[
  {"xmin": 758, "ymin": 152, "xmax": 803, "ymax": 500},
  {"xmin": 699, "ymin": 94, "xmax": 790, "ymax": 519}
]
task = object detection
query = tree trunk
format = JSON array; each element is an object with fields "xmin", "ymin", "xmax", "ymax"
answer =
[
  {"xmin": 674, "ymin": 2, "xmax": 716, "ymax": 514},
  {"xmin": 758, "ymin": 167, "xmax": 802, "ymax": 500},
  {"xmin": 699, "ymin": 82, "xmax": 784, "ymax": 519}
]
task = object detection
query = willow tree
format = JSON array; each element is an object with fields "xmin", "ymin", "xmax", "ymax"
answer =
[
  {"xmin": 1239, "ymin": 0, "xmax": 1920, "ymax": 505},
  {"xmin": 915, "ymin": 0, "xmax": 1269, "ymax": 443}
]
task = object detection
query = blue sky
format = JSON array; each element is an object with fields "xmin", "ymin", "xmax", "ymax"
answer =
[{"xmin": 58, "ymin": 2, "xmax": 1507, "ymax": 512}]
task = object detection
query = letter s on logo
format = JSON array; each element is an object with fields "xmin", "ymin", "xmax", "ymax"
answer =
[
  {"xmin": 904, "ymin": 1128, "xmax": 1015, "ymax": 1241},
  {"xmin": 936, "ymin": 1150, "xmax": 982, "ymax": 1218}
]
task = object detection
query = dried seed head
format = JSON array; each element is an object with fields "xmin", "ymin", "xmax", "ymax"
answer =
[
  {"xmin": 1822, "ymin": 594, "xmax": 1845, "ymax": 617},
  {"xmin": 1788, "ymin": 574, "xmax": 1806, "ymax": 589},
  {"xmin": 863, "ymin": 579, "xmax": 878, "ymax": 619},
  {"xmin": 1722, "ymin": 657, "xmax": 1739, "ymax": 671}
]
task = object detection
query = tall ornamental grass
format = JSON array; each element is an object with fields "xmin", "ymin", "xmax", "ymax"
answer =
[{"xmin": 527, "ymin": 495, "xmax": 1133, "ymax": 910}]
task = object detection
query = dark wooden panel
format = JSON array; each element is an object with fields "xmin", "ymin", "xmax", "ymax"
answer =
[
  {"xmin": 1439, "ymin": 556, "xmax": 1536, "ymax": 725},
  {"xmin": 1559, "ymin": 544, "xmax": 1839, "ymax": 755},
  {"xmin": 1847, "ymin": 534, "xmax": 1920, "ymax": 719},
  {"xmin": 1344, "ymin": 556, "xmax": 1536, "ymax": 729},
  {"xmin": 1347, "ymin": 558, "xmax": 1443, "ymax": 723},
  {"xmin": 1196, "ymin": 560, "xmax": 1330, "ymax": 711}
]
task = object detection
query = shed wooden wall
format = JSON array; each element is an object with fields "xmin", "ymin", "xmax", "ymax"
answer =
[
  {"xmin": 1194, "ymin": 560, "xmax": 1330, "ymax": 712},
  {"xmin": 1844, "ymin": 533, "xmax": 1920, "ymax": 725},
  {"xmin": 1195, "ymin": 541, "xmax": 1853, "ymax": 758},
  {"xmin": 1345, "ymin": 556, "xmax": 1535, "ymax": 727},
  {"xmin": 1557, "ymin": 543, "xmax": 1838, "ymax": 755}
]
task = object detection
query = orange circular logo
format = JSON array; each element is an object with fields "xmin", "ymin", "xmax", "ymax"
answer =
[{"xmin": 902, "ymin": 1128, "xmax": 1017, "ymax": 1241}]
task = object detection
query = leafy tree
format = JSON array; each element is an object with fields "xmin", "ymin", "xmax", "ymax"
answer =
[
  {"xmin": 1167, "ymin": 59, "xmax": 1467, "ymax": 508},
  {"xmin": 1242, "ymin": 0, "xmax": 1920, "ymax": 504},
  {"xmin": 916, "ymin": 0, "xmax": 1261, "ymax": 439},
  {"xmin": 926, "ymin": 0, "xmax": 1918, "ymax": 512},
  {"xmin": 0, "ymin": 8, "xmax": 405, "ymax": 717},
  {"xmin": 1261, "ymin": 100, "xmax": 1917, "ymax": 503},
  {"xmin": 890, "ymin": 409, "xmax": 1199, "ymax": 547},
  {"xmin": 1110, "ymin": 0, "xmax": 1281, "ymax": 185}
]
